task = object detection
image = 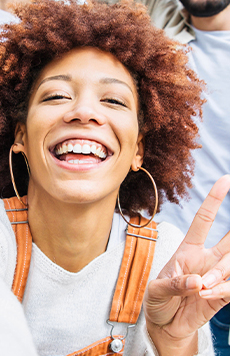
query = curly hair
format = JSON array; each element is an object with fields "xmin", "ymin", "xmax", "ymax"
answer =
[{"xmin": 0, "ymin": 0, "xmax": 204, "ymax": 216}]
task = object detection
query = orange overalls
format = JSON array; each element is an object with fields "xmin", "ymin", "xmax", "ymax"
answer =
[{"xmin": 4, "ymin": 196, "xmax": 158, "ymax": 356}]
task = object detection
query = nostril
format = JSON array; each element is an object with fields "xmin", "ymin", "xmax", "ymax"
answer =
[
  {"xmin": 63, "ymin": 106, "xmax": 105, "ymax": 125},
  {"xmin": 89, "ymin": 118, "xmax": 97, "ymax": 123},
  {"xmin": 70, "ymin": 117, "xmax": 98, "ymax": 124}
]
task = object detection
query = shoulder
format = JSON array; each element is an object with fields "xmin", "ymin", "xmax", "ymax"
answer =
[
  {"xmin": 157, "ymin": 220, "xmax": 184, "ymax": 240},
  {"xmin": 146, "ymin": 0, "xmax": 183, "ymax": 24},
  {"xmin": 150, "ymin": 221, "xmax": 184, "ymax": 279},
  {"xmin": 0, "ymin": 199, "xmax": 17, "ymax": 287},
  {"xmin": 144, "ymin": 0, "xmax": 194, "ymax": 44},
  {"xmin": 157, "ymin": 220, "xmax": 184, "ymax": 254}
]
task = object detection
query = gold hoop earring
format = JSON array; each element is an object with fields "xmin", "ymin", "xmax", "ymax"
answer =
[
  {"xmin": 117, "ymin": 166, "xmax": 158, "ymax": 228},
  {"xmin": 9, "ymin": 145, "xmax": 30, "ymax": 206}
]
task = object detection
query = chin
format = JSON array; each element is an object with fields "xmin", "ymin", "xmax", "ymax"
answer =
[{"xmin": 179, "ymin": 0, "xmax": 230, "ymax": 17}]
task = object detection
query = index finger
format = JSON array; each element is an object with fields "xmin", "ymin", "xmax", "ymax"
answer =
[{"xmin": 183, "ymin": 175, "xmax": 230, "ymax": 245}]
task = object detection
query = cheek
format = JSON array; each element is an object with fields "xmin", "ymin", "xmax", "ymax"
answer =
[
  {"xmin": 26, "ymin": 103, "xmax": 62, "ymax": 129},
  {"xmin": 25, "ymin": 107, "xmax": 58, "ymax": 150},
  {"xmin": 122, "ymin": 121, "xmax": 139, "ymax": 152},
  {"xmin": 111, "ymin": 112, "xmax": 139, "ymax": 146},
  {"xmin": 23, "ymin": 119, "xmax": 46, "ymax": 168}
]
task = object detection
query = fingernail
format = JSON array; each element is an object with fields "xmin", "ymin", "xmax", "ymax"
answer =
[
  {"xmin": 202, "ymin": 274, "xmax": 216, "ymax": 288},
  {"xmin": 199, "ymin": 289, "xmax": 213, "ymax": 297},
  {"xmin": 186, "ymin": 276, "xmax": 198, "ymax": 289}
]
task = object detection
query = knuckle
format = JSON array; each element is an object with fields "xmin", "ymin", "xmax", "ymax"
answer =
[
  {"xmin": 212, "ymin": 246, "xmax": 224, "ymax": 260},
  {"xmin": 222, "ymin": 297, "xmax": 230, "ymax": 305},
  {"xmin": 217, "ymin": 283, "xmax": 226, "ymax": 297},
  {"xmin": 196, "ymin": 207, "xmax": 215, "ymax": 223},
  {"xmin": 215, "ymin": 266, "xmax": 227, "ymax": 279},
  {"xmin": 209, "ymin": 192, "xmax": 223, "ymax": 204},
  {"xmin": 171, "ymin": 276, "xmax": 182, "ymax": 291}
]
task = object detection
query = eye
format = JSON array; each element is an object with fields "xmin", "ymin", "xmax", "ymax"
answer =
[
  {"xmin": 43, "ymin": 93, "xmax": 71, "ymax": 102},
  {"xmin": 101, "ymin": 98, "xmax": 127, "ymax": 108}
]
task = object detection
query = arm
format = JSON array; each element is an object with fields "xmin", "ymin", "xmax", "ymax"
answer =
[
  {"xmin": 0, "ymin": 200, "xmax": 38, "ymax": 355},
  {"xmin": 143, "ymin": 175, "xmax": 230, "ymax": 355},
  {"xmin": 0, "ymin": 277, "xmax": 38, "ymax": 356}
]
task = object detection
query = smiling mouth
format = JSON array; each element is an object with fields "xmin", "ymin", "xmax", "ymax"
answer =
[{"xmin": 52, "ymin": 139, "xmax": 110, "ymax": 165}]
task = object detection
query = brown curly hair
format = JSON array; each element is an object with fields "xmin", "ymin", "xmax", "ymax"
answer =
[{"xmin": 0, "ymin": 0, "xmax": 204, "ymax": 216}]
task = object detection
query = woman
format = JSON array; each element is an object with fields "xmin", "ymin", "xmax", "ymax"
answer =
[{"xmin": 0, "ymin": 1, "xmax": 230, "ymax": 355}]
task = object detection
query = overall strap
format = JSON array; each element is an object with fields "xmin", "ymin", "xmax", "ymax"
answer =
[
  {"xmin": 67, "ymin": 336, "xmax": 124, "ymax": 356},
  {"xmin": 4, "ymin": 196, "xmax": 32, "ymax": 302},
  {"xmin": 67, "ymin": 215, "xmax": 158, "ymax": 355},
  {"xmin": 109, "ymin": 215, "xmax": 158, "ymax": 324}
]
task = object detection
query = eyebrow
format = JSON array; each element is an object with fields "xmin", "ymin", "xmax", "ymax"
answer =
[
  {"xmin": 37, "ymin": 74, "xmax": 134, "ymax": 95},
  {"xmin": 37, "ymin": 74, "xmax": 72, "ymax": 89},
  {"xmin": 99, "ymin": 77, "xmax": 134, "ymax": 95}
]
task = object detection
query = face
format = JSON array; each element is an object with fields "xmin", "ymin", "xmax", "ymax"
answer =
[
  {"xmin": 180, "ymin": 0, "xmax": 230, "ymax": 17},
  {"xmin": 15, "ymin": 47, "xmax": 143, "ymax": 205}
]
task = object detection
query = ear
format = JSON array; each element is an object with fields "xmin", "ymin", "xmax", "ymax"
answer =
[
  {"xmin": 13, "ymin": 123, "xmax": 27, "ymax": 154},
  {"xmin": 131, "ymin": 133, "xmax": 144, "ymax": 172}
]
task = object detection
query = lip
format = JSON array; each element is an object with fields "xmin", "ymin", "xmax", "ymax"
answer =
[
  {"xmin": 50, "ymin": 153, "xmax": 110, "ymax": 172},
  {"xmin": 49, "ymin": 133, "xmax": 114, "ymax": 156},
  {"xmin": 48, "ymin": 132, "xmax": 114, "ymax": 172}
]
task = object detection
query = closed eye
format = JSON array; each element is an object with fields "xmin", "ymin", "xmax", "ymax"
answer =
[
  {"xmin": 101, "ymin": 98, "xmax": 127, "ymax": 107},
  {"xmin": 43, "ymin": 94, "xmax": 71, "ymax": 102}
]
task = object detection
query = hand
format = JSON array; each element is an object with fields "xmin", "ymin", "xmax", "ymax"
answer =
[{"xmin": 144, "ymin": 175, "xmax": 230, "ymax": 351}]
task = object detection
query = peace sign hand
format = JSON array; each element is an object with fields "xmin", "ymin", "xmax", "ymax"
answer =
[{"xmin": 144, "ymin": 175, "xmax": 230, "ymax": 355}]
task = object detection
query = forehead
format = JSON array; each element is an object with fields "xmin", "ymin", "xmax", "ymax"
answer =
[{"xmin": 33, "ymin": 47, "xmax": 137, "ymax": 96}]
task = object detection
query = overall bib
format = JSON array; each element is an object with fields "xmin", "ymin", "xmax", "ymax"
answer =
[{"xmin": 4, "ymin": 196, "xmax": 158, "ymax": 356}]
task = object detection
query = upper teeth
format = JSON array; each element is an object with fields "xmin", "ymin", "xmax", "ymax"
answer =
[{"xmin": 55, "ymin": 142, "xmax": 107, "ymax": 159}]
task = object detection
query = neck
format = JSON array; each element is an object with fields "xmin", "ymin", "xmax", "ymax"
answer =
[
  {"xmin": 27, "ymin": 190, "xmax": 117, "ymax": 273},
  {"xmin": 191, "ymin": 5, "xmax": 230, "ymax": 31}
]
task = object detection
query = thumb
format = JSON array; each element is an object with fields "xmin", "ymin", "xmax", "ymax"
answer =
[
  {"xmin": 148, "ymin": 274, "xmax": 203, "ymax": 299},
  {"xmin": 144, "ymin": 274, "xmax": 202, "ymax": 326}
]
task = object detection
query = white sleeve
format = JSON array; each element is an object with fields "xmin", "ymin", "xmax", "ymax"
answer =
[
  {"xmin": 0, "ymin": 200, "xmax": 38, "ymax": 355},
  {"xmin": 143, "ymin": 323, "xmax": 215, "ymax": 356},
  {"xmin": 198, "ymin": 323, "xmax": 215, "ymax": 355},
  {"xmin": 0, "ymin": 278, "xmax": 38, "ymax": 356}
]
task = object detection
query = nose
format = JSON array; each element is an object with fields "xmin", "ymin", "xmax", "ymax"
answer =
[{"xmin": 63, "ymin": 97, "xmax": 105, "ymax": 125}]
